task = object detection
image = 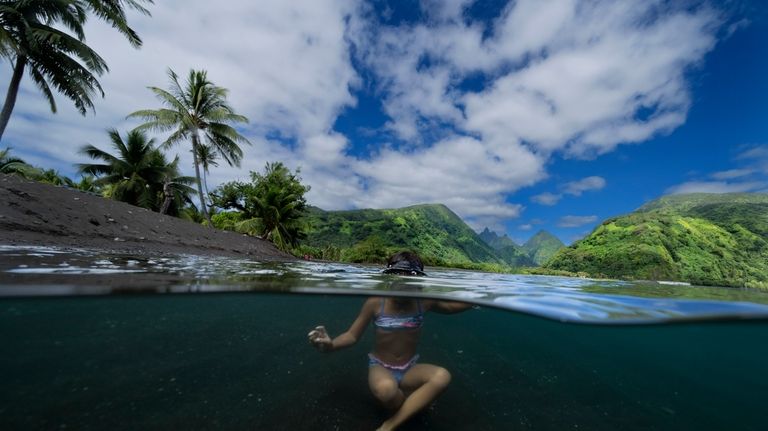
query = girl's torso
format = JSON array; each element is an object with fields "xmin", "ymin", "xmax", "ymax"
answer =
[{"xmin": 371, "ymin": 298, "xmax": 424, "ymax": 365}]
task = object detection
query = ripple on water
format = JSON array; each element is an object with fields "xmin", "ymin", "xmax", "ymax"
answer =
[{"xmin": 2, "ymin": 244, "xmax": 768, "ymax": 325}]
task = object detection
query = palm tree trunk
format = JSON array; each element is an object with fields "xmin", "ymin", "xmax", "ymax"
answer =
[
  {"xmin": 0, "ymin": 56, "xmax": 27, "ymax": 143},
  {"xmin": 191, "ymin": 132, "xmax": 212, "ymax": 226},
  {"xmin": 202, "ymin": 166, "xmax": 211, "ymax": 202}
]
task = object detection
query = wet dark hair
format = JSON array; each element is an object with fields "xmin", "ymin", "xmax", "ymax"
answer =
[{"xmin": 382, "ymin": 251, "xmax": 426, "ymax": 276}]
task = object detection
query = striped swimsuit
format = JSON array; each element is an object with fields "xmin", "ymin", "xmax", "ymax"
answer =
[{"xmin": 368, "ymin": 299, "xmax": 423, "ymax": 383}]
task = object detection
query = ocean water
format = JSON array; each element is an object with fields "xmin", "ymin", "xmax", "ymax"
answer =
[{"xmin": 1, "ymin": 246, "xmax": 768, "ymax": 430}]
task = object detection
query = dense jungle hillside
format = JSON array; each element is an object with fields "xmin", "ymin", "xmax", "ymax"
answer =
[
  {"xmin": 522, "ymin": 231, "xmax": 565, "ymax": 265},
  {"xmin": 478, "ymin": 228, "xmax": 518, "ymax": 249},
  {"xmin": 477, "ymin": 228, "xmax": 565, "ymax": 266},
  {"xmin": 477, "ymin": 228, "xmax": 534, "ymax": 266},
  {"xmin": 301, "ymin": 204, "xmax": 508, "ymax": 269},
  {"xmin": 545, "ymin": 193, "xmax": 768, "ymax": 288}
]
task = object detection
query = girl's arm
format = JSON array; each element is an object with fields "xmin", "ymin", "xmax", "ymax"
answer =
[
  {"xmin": 428, "ymin": 300, "xmax": 474, "ymax": 314},
  {"xmin": 309, "ymin": 297, "xmax": 377, "ymax": 352}
]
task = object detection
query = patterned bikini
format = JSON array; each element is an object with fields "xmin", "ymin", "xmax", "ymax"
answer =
[{"xmin": 368, "ymin": 299, "xmax": 424, "ymax": 383}]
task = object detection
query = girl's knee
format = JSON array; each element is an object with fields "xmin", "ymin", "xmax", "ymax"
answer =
[
  {"xmin": 371, "ymin": 379, "xmax": 400, "ymax": 403},
  {"xmin": 431, "ymin": 367, "xmax": 451, "ymax": 388}
]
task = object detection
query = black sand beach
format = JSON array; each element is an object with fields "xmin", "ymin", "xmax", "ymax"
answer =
[{"xmin": 0, "ymin": 174, "xmax": 293, "ymax": 260}]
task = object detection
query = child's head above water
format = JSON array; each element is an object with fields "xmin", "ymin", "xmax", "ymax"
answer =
[{"xmin": 382, "ymin": 251, "xmax": 426, "ymax": 276}]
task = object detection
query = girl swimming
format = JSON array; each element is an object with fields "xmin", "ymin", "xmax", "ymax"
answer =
[{"xmin": 308, "ymin": 251, "xmax": 471, "ymax": 431}]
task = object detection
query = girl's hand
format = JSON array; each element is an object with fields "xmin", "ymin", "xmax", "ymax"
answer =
[{"xmin": 308, "ymin": 325, "xmax": 333, "ymax": 352}]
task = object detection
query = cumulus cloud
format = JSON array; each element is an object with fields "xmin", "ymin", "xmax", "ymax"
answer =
[
  {"xmin": 3, "ymin": 0, "xmax": 726, "ymax": 228},
  {"xmin": 665, "ymin": 144, "xmax": 768, "ymax": 195},
  {"xmin": 563, "ymin": 176, "xmax": 606, "ymax": 196},
  {"xmin": 531, "ymin": 192, "xmax": 562, "ymax": 206},
  {"xmin": 557, "ymin": 215, "xmax": 598, "ymax": 228},
  {"xmin": 710, "ymin": 169, "xmax": 755, "ymax": 180},
  {"xmin": 665, "ymin": 181, "xmax": 767, "ymax": 195},
  {"xmin": 531, "ymin": 176, "xmax": 606, "ymax": 206}
]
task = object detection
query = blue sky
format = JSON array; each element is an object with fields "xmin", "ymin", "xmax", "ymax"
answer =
[{"xmin": 3, "ymin": 0, "xmax": 767, "ymax": 245}]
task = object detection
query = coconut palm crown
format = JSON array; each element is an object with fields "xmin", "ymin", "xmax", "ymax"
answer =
[
  {"xmin": 128, "ymin": 68, "xmax": 250, "ymax": 225},
  {"xmin": 78, "ymin": 128, "xmax": 194, "ymax": 211},
  {"xmin": 0, "ymin": 0, "xmax": 153, "ymax": 142}
]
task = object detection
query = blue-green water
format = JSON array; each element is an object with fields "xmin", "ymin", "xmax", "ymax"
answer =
[{"xmin": 2, "ymin": 246, "xmax": 768, "ymax": 430}]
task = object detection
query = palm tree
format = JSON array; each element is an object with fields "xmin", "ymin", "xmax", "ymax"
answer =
[
  {"xmin": 0, "ymin": 146, "xmax": 34, "ymax": 176},
  {"xmin": 233, "ymin": 162, "xmax": 309, "ymax": 251},
  {"xmin": 67, "ymin": 174, "xmax": 100, "ymax": 194},
  {"xmin": 0, "ymin": 0, "xmax": 152, "ymax": 142},
  {"xmin": 78, "ymin": 128, "xmax": 192, "ymax": 210},
  {"xmin": 158, "ymin": 156, "xmax": 196, "ymax": 216},
  {"xmin": 77, "ymin": 0, "xmax": 152, "ymax": 48},
  {"xmin": 129, "ymin": 68, "xmax": 250, "ymax": 225},
  {"xmin": 195, "ymin": 142, "xmax": 219, "ymax": 201},
  {"xmin": 34, "ymin": 168, "xmax": 68, "ymax": 185},
  {"xmin": 236, "ymin": 182, "xmax": 307, "ymax": 251}
]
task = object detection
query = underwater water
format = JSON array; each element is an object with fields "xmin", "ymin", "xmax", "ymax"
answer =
[{"xmin": 1, "ymin": 245, "xmax": 768, "ymax": 430}]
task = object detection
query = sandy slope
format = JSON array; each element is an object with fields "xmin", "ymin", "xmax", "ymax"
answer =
[{"xmin": 0, "ymin": 174, "xmax": 293, "ymax": 260}]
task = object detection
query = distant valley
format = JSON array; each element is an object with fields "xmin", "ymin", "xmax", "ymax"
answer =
[
  {"xmin": 545, "ymin": 193, "xmax": 768, "ymax": 288},
  {"xmin": 299, "ymin": 193, "xmax": 768, "ymax": 288},
  {"xmin": 300, "ymin": 204, "xmax": 563, "ymax": 271}
]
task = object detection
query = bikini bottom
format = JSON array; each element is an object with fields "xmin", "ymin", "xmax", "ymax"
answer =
[{"xmin": 367, "ymin": 353, "xmax": 420, "ymax": 384}]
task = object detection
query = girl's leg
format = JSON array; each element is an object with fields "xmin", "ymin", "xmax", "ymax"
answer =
[
  {"xmin": 368, "ymin": 365, "xmax": 405, "ymax": 410},
  {"xmin": 376, "ymin": 364, "xmax": 451, "ymax": 431}
]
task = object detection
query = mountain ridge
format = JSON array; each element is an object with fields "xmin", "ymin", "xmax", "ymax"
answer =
[
  {"xmin": 545, "ymin": 193, "xmax": 768, "ymax": 288},
  {"xmin": 301, "ymin": 203, "xmax": 508, "ymax": 268}
]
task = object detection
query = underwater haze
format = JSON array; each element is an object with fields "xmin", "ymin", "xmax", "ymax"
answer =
[{"xmin": 1, "ymin": 246, "xmax": 767, "ymax": 430}]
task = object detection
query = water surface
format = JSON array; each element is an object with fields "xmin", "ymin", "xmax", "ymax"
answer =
[{"xmin": 1, "ymin": 245, "xmax": 767, "ymax": 430}]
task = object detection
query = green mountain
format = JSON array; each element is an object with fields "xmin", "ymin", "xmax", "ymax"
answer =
[
  {"xmin": 495, "ymin": 244, "xmax": 536, "ymax": 267},
  {"xmin": 478, "ymin": 227, "xmax": 563, "ymax": 266},
  {"xmin": 477, "ymin": 227, "xmax": 535, "ymax": 266},
  {"xmin": 545, "ymin": 193, "xmax": 768, "ymax": 288},
  {"xmin": 478, "ymin": 227, "xmax": 517, "ymax": 250},
  {"xmin": 301, "ymin": 204, "xmax": 507, "ymax": 268},
  {"xmin": 523, "ymin": 230, "xmax": 565, "ymax": 265}
]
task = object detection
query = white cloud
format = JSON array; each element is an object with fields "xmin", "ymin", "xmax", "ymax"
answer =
[
  {"xmin": 736, "ymin": 145, "xmax": 768, "ymax": 161},
  {"xmin": 665, "ymin": 181, "xmax": 767, "ymax": 195},
  {"xmin": 2, "ymin": 0, "xmax": 726, "ymax": 229},
  {"xmin": 665, "ymin": 144, "xmax": 768, "ymax": 195},
  {"xmin": 531, "ymin": 175, "xmax": 605, "ymax": 206},
  {"xmin": 558, "ymin": 215, "xmax": 598, "ymax": 228},
  {"xmin": 710, "ymin": 169, "xmax": 755, "ymax": 180},
  {"xmin": 563, "ymin": 176, "xmax": 606, "ymax": 196},
  {"xmin": 531, "ymin": 192, "xmax": 561, "ymax": 206}
]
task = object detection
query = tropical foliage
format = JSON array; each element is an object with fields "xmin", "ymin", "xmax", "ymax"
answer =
[
  {"xmin": 78, "ymin": 128, "xmax": 194, "ymax": 213},
  {"xmin": 0, "ymin": 0, "xmax": 151, "ymax": 142},
  {"xmin": 211, "ymin": 162, "xmax": 310, "ymax": 251},
  {"xmin": 195, "ymin": 142, "xmax": 218, "ymax": 199},
  {"xmin": 522, "ymin": 230, "xmax": 565, "ymax": 265},
  {"xmin": 545, "ymin": 193, "xmax": 768, "ymax": 288},
  {"xmin": 477, "ymin": 228, "xmax": 564, "ymax": 266},
  {"xmin": 0, "ymin": 147, "xmax": 34, "ymax": 176},
  {"xmin": 299, "ymin": 204, "xmax": 511, "ymax": 267},
  {"xmin": 129, "ymin": 68, "xmax": 250, "ymax": 224}
]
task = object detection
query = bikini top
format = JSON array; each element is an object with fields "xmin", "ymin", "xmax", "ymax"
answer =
[{"xmin": 373, "ymin": 299, "xmax": 424, "ymax": 331}]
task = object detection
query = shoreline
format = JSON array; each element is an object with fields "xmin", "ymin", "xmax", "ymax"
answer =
[{"xmin": 0, "ymin": 174, "xmax": 294, "ymax": 261}]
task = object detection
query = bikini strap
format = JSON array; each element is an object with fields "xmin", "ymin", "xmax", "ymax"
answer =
[{"xmin": 379, "ymin": 298, "xmax": 386, "ymax": 315}]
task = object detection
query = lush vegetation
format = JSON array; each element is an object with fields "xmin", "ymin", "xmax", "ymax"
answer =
[
  {"xmin": 129, "ymin": 68, "xmax": 250, "ymax": 225},
  {"xmin": 0, "ymin": 0, "xmax": 152, "ymax": 142},
  {"xmin": 522, "ymin": 230, "xmax": 565, "ymax": 265},
  {"xmin": 545, "ymin": 193, "xmax": 768, "ymax": 288},
  {"xmin": 294, "ymin": 204, "xmax": 508, "ymax": 267},
  {"xmin": 211, "ymin": 162, "xmax": 310, "ymax": 251},
  {"xmin": 478, "ymin": 227, "xmax": 564, "ymax": 266},
  {"xmin": 78, "ymin": 128, "xmax": 195, "ymax": 215},
  {"xmin": 478, "ymin": 227, "xmax": 517, "ymax": 249}
]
